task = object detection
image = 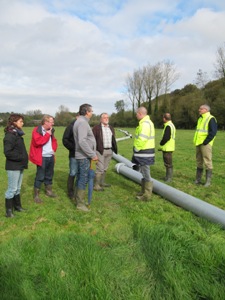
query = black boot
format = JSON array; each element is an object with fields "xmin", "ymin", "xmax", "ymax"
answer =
[
  {"xmin": 67, "ymin": 175, "xmax": 75, "ymax": 199},
  {"xmin": 194, "ymin": 168, "xmax": 203, "ymax": 184},
  {"xmin": 13, "ymin": 194, "xmax": 26, "ymax": 212},
  {"xmin": 5, "ymin": 198, "xmax": 14, "ymax": 218}
]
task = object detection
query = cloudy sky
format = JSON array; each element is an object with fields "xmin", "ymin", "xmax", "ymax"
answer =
[{"xmin": 0, "ymin": 0, "xmax": 225, "ymax": 116}]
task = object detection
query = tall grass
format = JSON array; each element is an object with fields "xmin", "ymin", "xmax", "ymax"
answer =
[{"xmin": 0, "ymin": 127, "xmax": 225, "ymax": 299}]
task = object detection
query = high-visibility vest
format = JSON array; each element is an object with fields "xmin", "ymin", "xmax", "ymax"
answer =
[
  {"xmin": 134, "ymin": 115, "xmax": 155, "ymax": 151},
  {"xmin": 193, "ymin": 112, "xmax": 216, "ymax": 146},
  {"xmin": 132, "ymin": 115, "xmax": 155, "ymax": 166},
  {"xmin": 161, "ymin": 121, "xmax": 176, "ymax": 151}
]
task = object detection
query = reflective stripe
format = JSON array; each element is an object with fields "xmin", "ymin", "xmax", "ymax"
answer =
[
  {"xmin": 134, "ymin": 153, "xmax": 155, "ymax": 157},
  {"xmin": 138, "ymin": 133, "xmax": 155, "ymax": 140}
]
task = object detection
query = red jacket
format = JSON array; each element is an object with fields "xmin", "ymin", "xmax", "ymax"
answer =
[{"xmin": 29, "ymin": 125, "xmax": 58, "ymax": 166}]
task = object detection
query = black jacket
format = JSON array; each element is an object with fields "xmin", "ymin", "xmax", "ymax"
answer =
[
  {"xmin": 62, "ymin": 120, "xmax": 76, "ymax": 157},
  {"xmin": 4, "ymin": 129, "xmax": 28, "ymax": 170}
]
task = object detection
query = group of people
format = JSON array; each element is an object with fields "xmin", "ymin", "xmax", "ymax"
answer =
[{"xmin": 3, "ymin": 103, "xmax": 217, "ymax": 217}]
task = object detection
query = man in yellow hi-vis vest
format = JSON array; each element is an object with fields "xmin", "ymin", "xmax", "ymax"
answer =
[
  {"xmin": 132, "ymin": 106, "xmax": 155, "ymax": 201},
  {"xmin": 193, "ymin": 104, "xmax": 217, "ymax": 187},
  {"xmin": 158, "ymin": 113, "xmax": 176, "ymax": 182}
]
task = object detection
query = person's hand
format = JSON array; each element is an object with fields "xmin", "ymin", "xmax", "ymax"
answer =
[
  {"xmin": 92, "ymin": 156, "xmax": 98, "ymax": 161},
  {"xmin": 46, "ymin": 128, "xmax": 52, "ymax": 135}
]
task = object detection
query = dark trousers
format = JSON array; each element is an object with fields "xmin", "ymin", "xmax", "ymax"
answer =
[
  {"xmin": 34, "ymin": 156, "xmax": 55, "ymax": 188},
  {"xmin": 163, "ymin": 152, "xmax": 173, "ymax": 168}
]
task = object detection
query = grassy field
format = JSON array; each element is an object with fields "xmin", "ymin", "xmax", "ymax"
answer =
[{"xmin": 1, "ymin": 127, "xmax": 225, "ymax": 300}]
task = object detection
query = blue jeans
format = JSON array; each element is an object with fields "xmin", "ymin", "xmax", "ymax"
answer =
[
  {"xmin": 34, "ymin": 156, "xmax": 55, "ymax": 188},
  {"xmin": 5, "ymin": 170, "xmax": 24, "ymax": 199},
  {"xmin": 76, "ymin": 158, "xmax": 90, "ymax": 190},
  {"xmin": 69, "ymin": 157, "xmax": 78, "ymax": 176}
]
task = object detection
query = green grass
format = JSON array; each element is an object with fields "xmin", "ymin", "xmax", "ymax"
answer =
[{"xmin": 1, "ymin": 127, "xmax": 225, "ymax": 299}]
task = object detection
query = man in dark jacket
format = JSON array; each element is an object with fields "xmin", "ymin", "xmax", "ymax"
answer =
[
  {"xmin": 92, "ymin": 113, "xmax": 117, "ymax": 191},
  {"xmin": 62, "ymin": 118, "xmax": 78, "ymax": 200}
]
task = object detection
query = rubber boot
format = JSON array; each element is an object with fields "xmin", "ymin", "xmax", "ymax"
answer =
[
  {"xmin": 45, "ymin": 185, "xmax": 57, "ymax": 198},
  {"xmin": 76, "ymin": 189, "xmax": 89, "ymax": 212},
  {"xmin": 67, "ymin": 175, "xmax": 75, "ymax": 199},
  {"xmin": 136, "ymin": 178, "xmax": 145, "ymax": 196},
  {"xmin": 13, "ymin": 194, "xmax": 26, "ymax": 212},
  {"xmin": 194, "ymin": 168, "xmax": 203, "ymax": 184},
  {"xmin": 5, "ymin": 198, "xmax": 14, "ymax": 218},
  {"xmin": 34, "ymin": 188, "xmax": 43, "ymax": 203},
  {"xmin": 136, "ymin": 181, "xmax": 153, "ymax": 201},
  {"xmin": 100, "ymin": 172, "xmax": 111, "ymax": 187},
  {"xmin": 165, "ymin": 167, "xmax": 173, "ymax": 182},
  {"xmin": 94, "ymin": 173, "xmax": 104, "ymax": 191},
  {"xmin": 204, "ymin": 169, "xmax": 212, "ymax": 187}
]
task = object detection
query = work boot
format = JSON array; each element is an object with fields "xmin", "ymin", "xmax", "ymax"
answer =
[
  {"xmin": 45, "ymin": 185, "xmax": 57, "ymax": 198},
  {"xmin": 67, "ymin": 175, "xmax": 75, "ymax": 199},
  {"xmin": 165, "ymin": 167, "xmax": 173, "ymax": 182},
  {"xmin": 100, "ymin": 172, "xmax": 111, "ymax": 187},
  {"xmin": 13, "ymin": 194, "xmax": 26, "ymax": 212},
  {"xmin": 94, "ymin": 173, "xmax": 104, "ymax": 191},
  {"xmin": 136, "ymin": 178, "xmax": 145, "ymax": 196},
  {"xmin": 204, "ymin": 169, "xmax": 212, "ymax": 187},
  {"xmin": 136, "ymin": 181, "xmax": 153, "ymax": 201},
  {"xmin": 194, "ymin": 167, "xmax": 203, "ymax": 184},
  {"xmin": 76, "ymin": 189, "xmax": 90, "ymax": 212},
  {"xmin": 34, "ymin": 188, "xmax": 43, "ymax": 203},
  {"xmin": 5, "ymin": 198, "xmax": 14, "ymax": 218}
]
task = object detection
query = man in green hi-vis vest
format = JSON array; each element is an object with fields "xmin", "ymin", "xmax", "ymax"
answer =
[
  {"xmin": 132, "ymin": 106, "xmax": 155, "ymax": 201},
  {"xmin": 193, "ymin": 104, "xmax": 217, "ymax": 187},
  {"xmin": 158, "ymin": 113, "xmax": 176, "ymax": 182}
]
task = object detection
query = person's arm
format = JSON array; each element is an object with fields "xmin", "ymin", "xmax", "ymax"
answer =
[
  {"xmin": 160, "ymin": 126, "xmax": 171, "ymax": 146},
  {"xmin": 62, "ymin": 124, "xmax": 75, "ymax": 151},
  {"xmin": 4, "ymin": 134, "xmax": 22, "ymax": 162},
  {"xmin": 78, "ymin": 123, "xmax": 96, "ymax": 158},
  {"xmin": 203, "ymin": 118, "xmax": 217, "ymax": 145},
  {"xmin": 32, "ymin": 128, "xmax": 51, "ymax": 147}
]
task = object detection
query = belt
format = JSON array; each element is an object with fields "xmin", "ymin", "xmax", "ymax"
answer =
[{"xmin": 104, "ymin": 148, "xmax": 111, "ymax": 150}]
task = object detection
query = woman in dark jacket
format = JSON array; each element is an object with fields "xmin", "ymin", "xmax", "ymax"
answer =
[{"xmin": 3, "ymin": 114, "xmax": 28, "ymax": 217}]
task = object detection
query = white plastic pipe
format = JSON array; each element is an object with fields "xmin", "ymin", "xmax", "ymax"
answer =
[
  {"xmin": 113, "ymin": 155, "xmax": 225, "ymax": 229},
  {"xmin": 116, "ymin": 136, "xmax": 132, "ymax": 142}
]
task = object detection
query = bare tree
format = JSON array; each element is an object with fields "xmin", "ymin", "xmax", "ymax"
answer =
[
  {"xmin": 133, "ymin": 68, "xmax": 144, "ymax": 108},
  {"xmin": 214, "ymin": 43, "xmax": 225, "ymax": 84},
  {"xmin": 153, "ymin": 62, "xmax": 164, "ymax": 113},
  {"xmin": 125, "ymin": 61, "xmax": 179, "ymax": 116},
  {"xmin": 125, "ymin": 68, "xmax": 144, "ymax": 118},
  {"xmin": 143, "ymin": 64, "xmax": 155, "ymax": 115},
  {"xmin": 163, "ymin": 60, "xmax": 180, "ymax": 95},
  {"xmin": 125, "ymin": 74, "xmax": 136, "ymax": 118},
  {"xmin": 194, "ymin": 69, "xmax": 209, "ymax": 88}
]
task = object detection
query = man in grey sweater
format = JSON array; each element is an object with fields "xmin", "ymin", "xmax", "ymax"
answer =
[{"xmin": 73, "ymin": 103, "xmax": 98, "ymax": 211}]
